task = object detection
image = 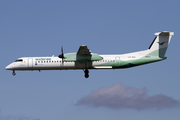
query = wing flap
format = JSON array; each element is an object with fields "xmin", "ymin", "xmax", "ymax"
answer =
[{"xmin": 94, "ymin": 66, "xmax": 112, "ymax": 69}]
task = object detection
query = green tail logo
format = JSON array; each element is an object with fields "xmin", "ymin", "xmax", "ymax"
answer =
[{"xmin": 157, "ymin": 42, "xmax": 166, "ymax": 45}]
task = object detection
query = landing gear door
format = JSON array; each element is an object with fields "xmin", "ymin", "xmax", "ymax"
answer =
[{"xmin": 28, "ymin": 58, "xmax": 33, "ymax": 68}]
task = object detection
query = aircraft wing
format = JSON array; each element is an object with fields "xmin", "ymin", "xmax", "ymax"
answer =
[
  {"xmin": 64, "ymin": 45, "xmax": 103, "ymax": 63},
  {"xmin": 77, "ymin": 45, "xmax": 91, "ymax": 55}
]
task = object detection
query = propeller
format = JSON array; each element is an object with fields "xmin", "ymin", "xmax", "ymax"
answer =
[{"xmin": 58, "ymin": 46, "xmax": 65, "ymax": 64}]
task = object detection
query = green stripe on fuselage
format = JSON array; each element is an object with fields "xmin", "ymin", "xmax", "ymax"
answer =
[{"xmin": 114, "ymin": 49, "xmax": 167, "ymax": 68}]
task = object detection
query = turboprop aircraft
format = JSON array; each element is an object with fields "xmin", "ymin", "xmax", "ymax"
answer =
[{"xmin": 5, "ymin": 31, "xmax": 174, "ymax": 78}]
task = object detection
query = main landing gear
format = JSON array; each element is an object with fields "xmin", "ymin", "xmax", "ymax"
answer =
[
  {"xmin": 84, "ymin": 69, "xmax": 89, "ymax": 78},
  {"xmin": 12, "ymin": 70, "xmax": 16, "ymax": 76}
]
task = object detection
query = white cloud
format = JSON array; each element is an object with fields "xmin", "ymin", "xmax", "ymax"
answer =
[{"xmin": 77, "ymin": 83, "xmax": 179, "ymax": 110}]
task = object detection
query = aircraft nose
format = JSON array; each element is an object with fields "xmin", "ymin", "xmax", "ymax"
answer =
[{"xmin": 5, "ymin": 63, "xmax": 14, "ymax": 70}]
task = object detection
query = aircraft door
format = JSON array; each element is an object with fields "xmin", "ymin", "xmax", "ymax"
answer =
[
  {"xmin": 28, "ymin": 58, "xmax": 33, "ymax": 68},
  {"xmin": 115, "ymin": 57, "xmax": 120, "ymax": 66}
]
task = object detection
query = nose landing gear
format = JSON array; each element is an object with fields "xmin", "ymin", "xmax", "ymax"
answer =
[
  {"xmin": 12, "ymin": 70, "xmax": 16, "ymax": 76},
  {"xmin": 84, "ymin": 69, "xmax": 89, "ymax": 78}
]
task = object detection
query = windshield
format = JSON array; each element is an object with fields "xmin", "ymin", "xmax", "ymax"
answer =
[{"xmin": 15, "ymin": 59, "xmax": 23, "ymax": 62}]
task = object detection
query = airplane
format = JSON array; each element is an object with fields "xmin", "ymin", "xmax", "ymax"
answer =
[{"xmin": 5, "ymin": 31, "xmax": 174, "ymax": 78}]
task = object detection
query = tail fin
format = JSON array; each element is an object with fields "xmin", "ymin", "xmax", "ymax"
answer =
[{"xmin": 148, "ymin": 31, "xmax": 174, "ymax": 58}]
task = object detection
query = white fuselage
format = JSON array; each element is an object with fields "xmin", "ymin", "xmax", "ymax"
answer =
[
  {"xmin": 5, "ymin": 49, "xmax": 157, "ymax": 71},
  {"xmin": 6, "ymin": 55, "xmax": 120, "ymax": 71}
]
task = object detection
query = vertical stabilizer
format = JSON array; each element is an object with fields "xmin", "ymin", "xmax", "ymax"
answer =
[{"xmin": 148, "ymin": 31, "xmax": 174, "ymax": 58}]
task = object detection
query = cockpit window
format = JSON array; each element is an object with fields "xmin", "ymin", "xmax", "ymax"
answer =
[{"xmin": 15, "ymin": 59, "xmax": 23, "ymax": 62}]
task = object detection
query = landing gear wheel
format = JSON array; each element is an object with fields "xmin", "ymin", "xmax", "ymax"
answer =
[
  {"xmin": 84, "ymin": 69, "xmax": 89, "ymax": 78},
  {"xmin": 12, "ymin": 70, "xmax": 16, "ymax": 76},
  {"xmin": 85, "ymin": 74, "xmax": 89, "ymax": 78}
]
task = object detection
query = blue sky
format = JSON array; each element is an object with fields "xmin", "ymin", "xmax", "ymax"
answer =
[{"xmin": 1, "ymin": 0, "xmax": 180, "ymax": 120}]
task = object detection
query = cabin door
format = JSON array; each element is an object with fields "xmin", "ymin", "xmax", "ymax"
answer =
[{"xmin": 28, "ymin": 58, "xmax": 33, "ymax": 68}]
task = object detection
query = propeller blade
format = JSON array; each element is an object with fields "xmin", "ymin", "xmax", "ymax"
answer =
[
  {"xmin": 58, "ymin": 46, "xmax": 64, "ymax": 65},
  {"xmin": 61, "ymin": 47, "xmax": 63, "ymax": 55}
]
